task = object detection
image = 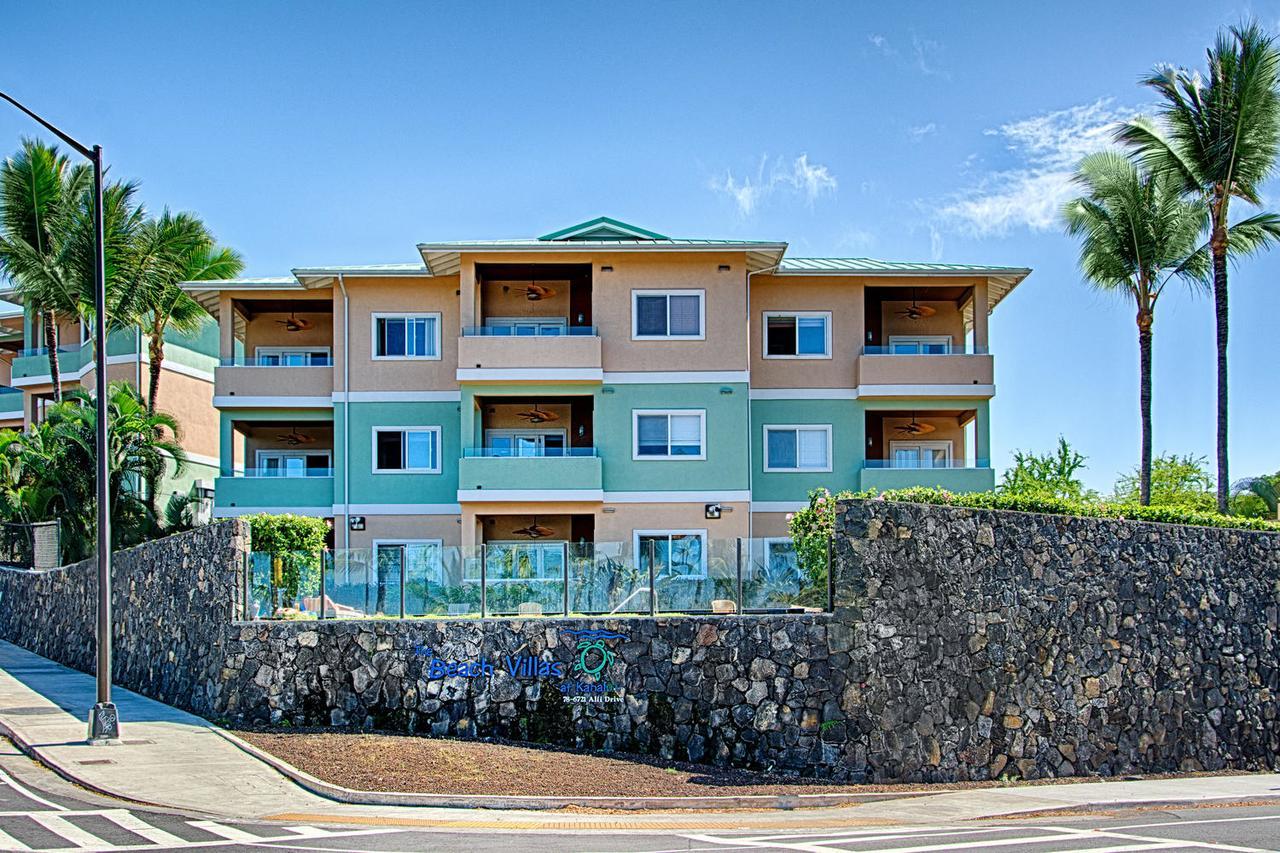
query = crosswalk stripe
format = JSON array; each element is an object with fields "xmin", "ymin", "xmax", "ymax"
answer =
[
  {"xmin": 283, "ymin": 825, "xmax": 331, "ymax": 838},
  {"xmin": 0, "ymin": 768, "xmax": 66, "ymax": 811},
  {"xmin": 187, "ymin": 819, "xmax": 262, "ymax": 842},
  {"xmin": 26, "ymin": 813, "xmax": 102, "ymax": 848},
  {"xmin": 99, "ymin": 810, "xmax": 188, "ymax": 847},
  {"xmin": 0, "ymin": 826, "xmax": 31, "ymax": 852}
]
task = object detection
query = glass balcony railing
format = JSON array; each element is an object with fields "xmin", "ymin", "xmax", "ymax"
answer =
[
  {"xmin": 17, "ymin": 342, "xmax": 86, "ymax": 358},
  {"xmin": 228, "ymin": 467, "xmax": 335, "ymax": 478},
  {"xmin": 219, "ymin": 355, "xmax": 334, "ymax": 367},
  {"xmin": 862, "ymin": 343, "xmax": 989, "ymax": 355},
  {"xmin": 462, "ymin": 446, "xmax": 597, "ymax": 458},
  {"xmin": 863, "ymin": 458, "xmax": 991, "ymax": 469},
  {"xmin": 239, "ymin": 538, "xmax": 832, "ymax": 621},
  {"xmin": 461, "ymin": 325, "xmax": 597, "ymax": 337}
]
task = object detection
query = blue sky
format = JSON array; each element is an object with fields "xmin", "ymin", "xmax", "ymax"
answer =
[{"xmin": 4, "ymin": 1, "xmax": 1279, "ymax": 492}]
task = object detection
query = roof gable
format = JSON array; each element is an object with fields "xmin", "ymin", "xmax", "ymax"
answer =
[{"xmin": 538, "ymin": 217, "xmax": 669, "ymax": 242}]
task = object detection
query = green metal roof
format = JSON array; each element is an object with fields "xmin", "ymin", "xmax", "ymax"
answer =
[
  {"xmin": 778, "ymin": 257, "xmax": 1031, "ymax": 275},
  {"xmin": 539, "ymin": 217, "xmax": 669, "ymax": 241}
]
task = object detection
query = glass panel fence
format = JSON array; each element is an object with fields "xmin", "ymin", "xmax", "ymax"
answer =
[{"xmin": 242, "ymin": 539, "xmax": 831, "ymax": 620}]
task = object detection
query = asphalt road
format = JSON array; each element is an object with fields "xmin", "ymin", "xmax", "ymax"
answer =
[{"xmin": 2, "ymin": 738, "xmax": 1278, "ymax": 852}]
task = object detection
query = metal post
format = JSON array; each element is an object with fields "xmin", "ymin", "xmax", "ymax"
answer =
[
  {"xmin": 826, "ymin": 536, "xmax": 835, "ymax": 612},
  {"xmin": 479, "ymin": 543, "xmax": 487, "ymax": 618},
  {"xmin": 86, "ymin": 146, "xmax": 117, "ymax": 743},
  {"xmin": 319, "ymin": 549, "xmax": 328, "ymax": 620},
  {"xmin": 561, "ymin": 541, "xmax": 570, "ymax": 616},
  {"xmin": 647, "ymin": 539, "xmax": 656, "ymax": 617},
  {"xmin": 735, "ymin": 538, "xmax": 744, "ymax": 615},
  {"xmin": 398, "ymin": 546, "xmax": 406, "ymax": 619}
]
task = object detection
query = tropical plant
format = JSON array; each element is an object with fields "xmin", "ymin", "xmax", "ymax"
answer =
[
  {"xmin": 1118, "ymin": 21, "xmax": 1280, "ymax": 512},
  {"xmin": 1062, "ymin": 152, "xmax": 1208, "ymax": 504},
  {"xmin": 1113, "ymin": 452, "xmax": 1216, "ymax": 511},
  {"xmin": 1232, "ymin": 471, "xmax": 1279, "ymax": 518},
  {"xmin": 0, "ymin": 139, "xmax": 90, "ymax": 399},
  {"xmin": 998, "ymin": 437, "xmax": 1096, "ymax": 501},
  {"xmin": 243, "ymin": 513, "xmax": 329, "ymax": 610},
  {"xmin": 130, "ymin": 211, "xmax": 242, "ymax": 412}
]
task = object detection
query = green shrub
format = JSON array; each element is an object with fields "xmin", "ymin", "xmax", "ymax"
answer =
[
  {"xmin": 788, "ymin": 486, "xmax": 1280, "ymax": 558},
  {"xmin": 244, "ymin": 513, "xmax": 329, "ymax": 603}
]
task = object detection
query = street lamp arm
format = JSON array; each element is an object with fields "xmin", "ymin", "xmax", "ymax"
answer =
[{"xmin": 0, "ymin": 91, "xmax": 94, "ymax": 159}]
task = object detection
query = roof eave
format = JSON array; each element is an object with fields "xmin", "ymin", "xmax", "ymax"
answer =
[{"xmin": 416, "ymin": 242, "xmax": 789, "ymax": 275}]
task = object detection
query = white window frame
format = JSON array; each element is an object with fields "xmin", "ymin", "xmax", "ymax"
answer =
[
  {"xmin": 254, "ymin": 449, "xmax": 332, "ymax": 477},
  {"xmin": 483, "ymin": 428, "xmax": 568, "ymax": 456},
  {"xmin": 484, "ymin": 316, "xmax": 568, "ymax": 335},
  {"xmin": 762, "ymin": 311, "xmax": 832, "ymax": 359},
  {"xmin": 632, "ymin": 409, "xmax": 707, "ymax": 461},
  {"xmin": 889, "ymin": 439, "xmax": 954, "ymax": 468},
  {"xmin": 633, "ymin": 529, "xmax": 708, "ymax": 580},
  {"xmin": 631, "ymin": 289, "xmax": 706, "ymax": 340},
  {"xmin": 371, "ymin": 312, "xmax": 442, "ymax": 361},
  {"xmin": 763, "ymin": 424, "xmax": 833, "ymax": 472},
  {"xmin": 254, "ymin": 345, "xmax": 331, "ymax": 366},
  {"xmin": 373, "ymin": 539, "xmax": 445, "ymax": 585},
  {"xmin": 371, "ymin": 426, "xmax": 442, "ymax": 474},
  {"xmin": 886, "ymin": 334, "xmax": 952, "ymax": 354},
  {"xmin": 755, "ymin": 536, "xmax": 800, "ymax": 580}
]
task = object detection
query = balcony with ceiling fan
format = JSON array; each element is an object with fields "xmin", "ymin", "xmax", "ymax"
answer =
[
  {"xmin": 858, "ymin": 408, "xmax": 993, "ymax": 493},
  {"xmin": 457, "ymin": 262, "xmax": 601, "ymax": 382},
  {"xmin": 213, "ymin": 295, "xmax": 334, "ymax": 404},
  {"xmin": 458, "ymin": 394, "xmax": 602, "ymax": 500},
  {"xmin": 855, "ymin": 283, "xmax": 994, "ymax": 396},
  {"xmin": 214, "ymin": 419, "xmax": 335, "ymax": 515}
]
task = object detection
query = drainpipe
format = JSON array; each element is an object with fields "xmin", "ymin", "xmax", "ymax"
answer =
[
  {"xmin": 336, "ymin": 274, "xmax": 350, "ymax": 551},
  {"xmin": 744, "ymin": 262, "xmax": 779, "ymax": 552}
]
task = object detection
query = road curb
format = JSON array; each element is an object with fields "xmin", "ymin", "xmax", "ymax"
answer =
[
  {"xmin": 210, "ymin": 727, "xmax": 931, "ymax": 812},
  {"xmin": 987, "ymin": 794, "xmax": 1280, "ymax": 820}
]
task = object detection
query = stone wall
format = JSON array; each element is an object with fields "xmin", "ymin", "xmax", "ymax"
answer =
[{"xmin": 1, "ymin": 505, "xmax": 1276, "ymax": 784}]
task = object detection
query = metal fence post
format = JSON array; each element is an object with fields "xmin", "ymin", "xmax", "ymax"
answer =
[
  {"xmin": 562, "ymin": 541, "xmax": 570, "ymax": 616},
  {"xmin": 826, "ymin": 536, "xmax": 835, "ymax": 612},
  {"xmin": 319, "ymin": 549, "xmax": 327, "ymax": 620},
  {"xmin": 647, "ymin": 538, "xmax": 657, "ymax": 617},
  {"xmin": 399, "ymin": 546, "xmax": 407, "ymax": 619},
  {"xmin": 480, "ymin": 543, "xmax": 488, "ymax": 618},
  {"xmin": 736, "ymin": 538, "xmax": 744, "ymax": 615}
]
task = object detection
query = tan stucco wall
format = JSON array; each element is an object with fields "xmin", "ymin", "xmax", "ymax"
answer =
[
  {"xmin": 750, "ymin": 512, "xmax": 795, "ymax": 538},
  {"xmin": 857, "ymin": 354, "xmax": 994, "ymax": 386},
  {"xmin": 749, "ymin": 275, "xmax": 862, "ymax": 388},
  {"xmin": 158, "ymin": 368, "xmax": 220, "ymax": 460},
  {"xmin": 877, "ymin": 415, "xmax": 967, "ymax": 463},
  {"xmin": 243, "ymin": 424, "xmax": 335, "ymax": 462},
  {"xmin": 482, "ymin": 402, "xmax": 573, "ymax": 432},
  {"xmin": 214, "ymin": 365, "xmax": 334, "ymax": 399},
  {"xmin": 335, "ymin": 275, "xmax": 461, "ymax": 392},
  {"xmin": 338, "ymin": 514, "xmax": 463, "ymax": 549},
  {"xmin": 595, "ymin": 501, "xmax": 748, "ymax": 542},
  {"xmin": 480, "ymin": 279, "xmax": 571, "ymax": 321},
  {"xmin": 880, "ymin": 299, "xmax": 965, "ymax": 343},
  {"xmin": 244, "ymin": 312, "xmax": 334, "ymax": 355},
  {"xmin": 457, "ymin": 335, "xmax": 602, "ymax": 372}
]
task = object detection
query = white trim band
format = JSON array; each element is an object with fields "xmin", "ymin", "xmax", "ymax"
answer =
[
  {"xmin": 603, "ymin": 490, "xmax": 751, "ymax": 503},
  {"xmin": 749, "ymin": 387, "xmax": 859, "ymax": 400},
  {"xmin": 857, "ymin": 384, "xmax": 995, "ymax": 397},
  {"xmin": 213, "ymin": 395, "xmax": 334, "ymax": 408},
  {"xmin": 456, "ymin": 368, "xmax": 604, "ymax": 382},
  {"xmin": 334, "ymin": 503, "xmax": 462, "ymax": 515},
  {"xmin": 603, "ymin": 371, "xmax": 748, "ymax": 384},
  {"xmin": 750, "ymin": 501, "xmax": 809, "ymax": 513},
  {"xmin": 457, "ymin": 489, "xmax": 605, "ymax": 503},
  {"xmin": 333, "ymin": 390, "xmax": 461, "ymax": 403},
  {"xmin": 214, "ymin": 506, "xmax": 331, "ymax": 518}
]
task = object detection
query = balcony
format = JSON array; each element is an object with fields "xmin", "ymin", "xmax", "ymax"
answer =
[
  {"xmin": 0, "ymin": 387, "xmax": 22, "ymax": 421},
  {"xmin": 859, "ymin": 459, "xmax": 994, "ymax": 493},
  {"xmin": 215, "ymin": 469, "xmax": 335, "ymax": 513},
  {"xmin": 856, "ymin": 344, "xmax": 993, "ymax": 394},
  {"xmin": 458, "ymin": 326, "xmax": 602, "ymax": 381},
  {"xmin": 214, "ymin": 356, "xmax": 333, "ymax": 405},
  {"xmin": 11, "ymin": 342, "xmax": 93, "ymax": 382},
  {"xmin": 458, "ymin": 448, "xmax": 603, "ymax": 501}
]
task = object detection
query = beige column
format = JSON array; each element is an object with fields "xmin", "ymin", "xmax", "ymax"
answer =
[
  {"xmin": 459, "ymin": 261, "xmax": 476, "ymax": 332},
  {"xmin": 218, "ymin": 294, "xmax": 234, "ymax": 361},
  {"xmin": 973, "ymin": 280, "xmax": 990, "ymax": 352}
]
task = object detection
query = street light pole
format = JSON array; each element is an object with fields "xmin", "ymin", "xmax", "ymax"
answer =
[{"xmin": 0, "ymin": 92, "xmax": 118, "ymax": 742}]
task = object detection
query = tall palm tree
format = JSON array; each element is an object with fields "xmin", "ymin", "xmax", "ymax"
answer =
[
  {"xmin": 1063, "ymin": 152, "xmax": 1208, "ymax": 504},
  {"xmin": 1118, "ymin": 21, "xmax": 1280, "ymax": 512},
  {"xmin": 1232, "ymin": 473, "xmax": 1279, "ymax": 518},
  {"xmin": 131, "ymin": 211, "xmax": 242, "ymax": 413},
  {"xmin": 0, "ymin": 139, "xmax": 90, "ymax": 401}
]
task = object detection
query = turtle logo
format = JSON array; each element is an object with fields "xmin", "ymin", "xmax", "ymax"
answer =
[{"xmin": 563, "ymin": 629, "xmax": 627, "ymax": 680}]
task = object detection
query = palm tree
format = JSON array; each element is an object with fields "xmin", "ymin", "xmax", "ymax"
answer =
[
  {"xmin": 131, "ymin": 211, "xmax": 242, "ymax": 412},
  {"xmin": 0, "ymin": 139, "xmax": 90, "ymax": 401},
  {"xmin": 1233, "ymin": 473, "xmax": 1279, "ymax": 518},
  {"xmin": 1118, "ymin": 21, "xmax": 1280, "ymax": 512},
  {"xmin": 1063, "ymin": 152, "xmax": 1208, "ymax": 504}
]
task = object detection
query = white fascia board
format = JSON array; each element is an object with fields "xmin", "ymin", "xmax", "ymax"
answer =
[
  {"xmin": 750, "ymin": 501, "xmax": 809, "ymax": 513},
  {"xmin": 603, "ymin": 371, "xmax": 749, "ymax": 385},
  {"xmin": 214, "ymin": 506, "xmax": 332, "ymax": 518},
  {"xmin": 456, "ymin": 368, "xmax": 603, "ymax": 383},
  {"xmin": 457, "ymin": 489, "xmax": 604, "ymax": 503},
  {"xmin": 603, "ymin": 491, "xmax": 751, "ymax": 503},
  {"xmin": 335, "ymin": 503, "xmax": 462, "ymax": 515},
  {"xmin": 333, "ymin": 391, "xmax": 461, "ymax": 403},
  {"xmin": 214, "ymin": 395, "xmax": 334, "ymax": 408},
  {"xmin": 857, "ymin": 384, "xmax": 995, "ymax": 398},
  {"xmin": 749, "ymin": 388, "xmax": 859, "ymax": 400}
]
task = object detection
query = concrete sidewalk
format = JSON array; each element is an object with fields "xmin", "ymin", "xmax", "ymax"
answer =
[{"xmin": 1, "ymin": 639, "xmax": 1278, "ymax": 831}]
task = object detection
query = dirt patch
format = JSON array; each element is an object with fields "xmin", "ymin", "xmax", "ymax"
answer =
[{"xmin": 233, "ymin": 729, "xmax": 932, "ymax": 799}]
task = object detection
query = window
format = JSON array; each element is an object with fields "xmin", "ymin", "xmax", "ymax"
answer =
[
  {"xmin": 889, "ymin": 440, "xmax": 952, "ymax": 469},
  {"xmin": 484, "ymin": 317, "xmax": 567, "ymax": 336},
  {"xmin": 632, "ymin": 290, "xmax": 704, "ymax": 339},
  {"xmin": 255, "ymin": 346, "xmax": 331, "ymax": 366},
  {"xmin": 373, "ymin": 427, "xmax": 441, "ymax": 473},
  {"xmin": 635, "ymin": 530, "xmax": 707, "ymax": 580},
  {"xmin": 764, "ymin": 425, "xmax": 832, "ymax": 472},
  {"xmin": 757, "ymin": 538, "xmax": 801, "ymax": 581},
  {"xmin": 887, "ymin": 335, "xmax": 952, "ymax": 355},
  {"xmin": 256, "ymin": 450, "xmax": 331, "ymax": 478},
  {"xmin": 633, "ymin": 410, "xmax": 705, "ymax": 459},
  {"xmin": 375, "ymin": 540, "xmax": 444, "ymax": 587},
  {"xmin": 482, "ymin": 541, "xmax": 566, "ymax": 583},
  {"xmin": 373, "ymin": 313, "xmax": 440, "ymax": 359},
  {"xmin": 764, "ymin": 312, "xmax": 831, "ymax": 358},
  {"xmin": 484, "ymin": 429, "xmax": 567, "ymax": 457}
]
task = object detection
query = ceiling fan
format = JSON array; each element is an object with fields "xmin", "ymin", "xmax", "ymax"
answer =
[
  {"xmin": 894, "ymin": 413, "xmax": 936, "ymax": 436},
  {"xmin": 275, "ymin": 312, "xmax": 314, "ymax": 332},
  {"xmin": 504, "ymin": 282, "xmax": 558, "ymax": 302},
  {"xmin": 276, "ymin": 426, "xmax": 316, "ymax": 446},
  {"xmin": 513, "ymin": 517, "xmax": 555, "ymax": 539},
  {"xmin": 896, "ymin": 289, "xmax": 936, "ymax": 320},
  {"xmin": 516, "ymin": 404, "xmax": 560, "ymax": 424}
]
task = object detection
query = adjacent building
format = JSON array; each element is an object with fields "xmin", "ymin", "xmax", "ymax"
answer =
[{"xmin": 184, "ymin": 217, "xmax": 1029, "ymax": 569}]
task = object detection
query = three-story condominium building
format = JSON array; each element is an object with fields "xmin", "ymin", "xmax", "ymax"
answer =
[{"xmin": 185, "ymin": 217, "xmax": 1029, "ymax": 567}]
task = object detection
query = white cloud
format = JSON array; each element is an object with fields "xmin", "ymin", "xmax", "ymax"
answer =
[
  {"xmin": 908, "ymin": 122, "xmax": 937, "ymax": 142},
  {"xmin": 837, "ymin": 226, "xmax": 877, "ymax": 254},
  {"xmin": 912, "ymin": 35, "xmax": 945, "ymax": 77},
  {"xmin": 709, "ymin": 154, "xmax": 837, "ymax": 217},
  {"xmin": 868, "ymin": 34, "xmax": 895, "ymax": 55},
  {"xmin": 929, "ymin": 225, "xmax": 944, "ymax": 262},
  {"xmin": 934, "ymin": 99, "xmax": 1137, "ymax": 237}
]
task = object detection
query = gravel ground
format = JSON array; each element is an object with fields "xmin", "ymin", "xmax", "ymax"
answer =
[{"xmin": 233, "ymin": 729, "xmax": 933, "ymax": 798}]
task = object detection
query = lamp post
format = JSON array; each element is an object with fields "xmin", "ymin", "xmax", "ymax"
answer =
[{"xmin": 0, "ymin": 92, "xmax": 118, "ymax": 742}]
